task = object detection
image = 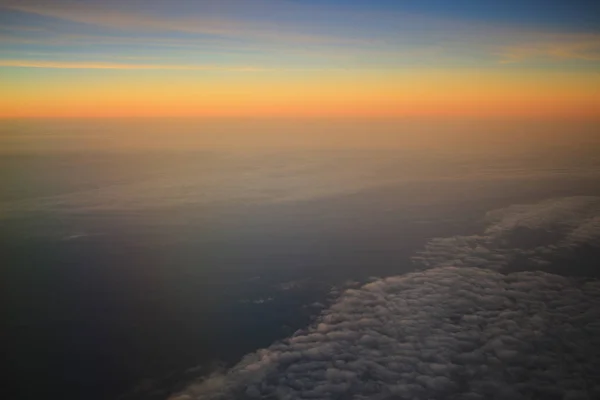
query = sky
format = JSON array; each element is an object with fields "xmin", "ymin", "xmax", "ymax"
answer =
[{"xmin": 1, "ymin": 0, "xmax": 600, "ymax": 118}]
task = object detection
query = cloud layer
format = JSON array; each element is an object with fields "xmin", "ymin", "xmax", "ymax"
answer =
[
  {"xmin": 171, "ymin": 267, "xmax": 600, "ymax": 400},
  {"xmin": 412, "ymin": 196, "xmax": 600, "ymax": 273},
  {"xmin": 170, "ymin": 196, "xmax": 600, "ymax": 399}
]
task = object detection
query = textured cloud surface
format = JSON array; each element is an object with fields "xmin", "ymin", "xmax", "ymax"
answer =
[
  {"xmin": 412, "ymin": 196, "xmax": 600, "ymax": 273},
  {"xmin": 171, "ymin": 197, "xmax": 600, "ymax": 400}
]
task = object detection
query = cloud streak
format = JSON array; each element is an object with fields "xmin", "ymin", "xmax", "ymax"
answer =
[
  {"xmin": 0, "ymin": 59, "xmax": 271, "ymax": 71},
  {"xmin": 3, "ymin": 0, "xmax": 600, "ymax": 65},
  {"xmin": 2, "ymin": 0, "xmax": 363, "ymax": 47},
  {"xmin": 500, "ymin": 36, "xmax": 600, "ymax": 62}
]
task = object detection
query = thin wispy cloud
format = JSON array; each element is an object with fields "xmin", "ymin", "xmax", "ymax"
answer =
[
  {"xmin": 2, "ymin": 0, "xmax": 599, "ymax": 119},
  {"xmin": 0, "ymin": 59, "xmax": 272, "ymax": 71},
  {"xmin": 2, "ymin": 0, "xmax": 363, "ymax": 46},
  {"xmin": 500, "ymin": 35, "xmax": 600, "ymax": 63},
  {"xmin": 3, "ymin": 0, "xmax": 600, "ymax": 66}
]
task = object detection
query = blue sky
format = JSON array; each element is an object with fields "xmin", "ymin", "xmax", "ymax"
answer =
[
  {"xmin": 1, "ymin": 0, "xmax": 599, "ymax": 118},
  {"xmin": 294, "ymin": 0, "xmax": 600, "ymax": 32},
  {"xmin": 1, "ymin": 0, "xmax": 599, "ymax": 70}
]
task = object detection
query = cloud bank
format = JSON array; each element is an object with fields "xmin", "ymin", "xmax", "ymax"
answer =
[
  {"xmin": 412, "ymin": 196, "xmax": 600, "ymax": 273},
  {"xmin": 170, "ymin": 197, "xmax": 600, "ymax": 400}
]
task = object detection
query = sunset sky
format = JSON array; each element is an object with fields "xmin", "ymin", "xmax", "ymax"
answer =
[{"xmin": 1, "ymin": 0, "xmax": 600, "ymax": 118}]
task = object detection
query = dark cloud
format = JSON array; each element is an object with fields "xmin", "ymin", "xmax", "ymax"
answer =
[{"xmin": 170, "ymin": 197, "xmax": 600, "ymax": 400}]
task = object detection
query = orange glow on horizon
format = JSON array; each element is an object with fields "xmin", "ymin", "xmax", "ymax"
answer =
[{"xmin": 2, "ymin": 69, "xmax": 599, "ymax": 119}]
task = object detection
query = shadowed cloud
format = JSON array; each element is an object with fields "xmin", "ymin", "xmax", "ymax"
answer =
[{"xmin": 169, "ymin": 196, "xmax": 600, "ymax": 399}]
